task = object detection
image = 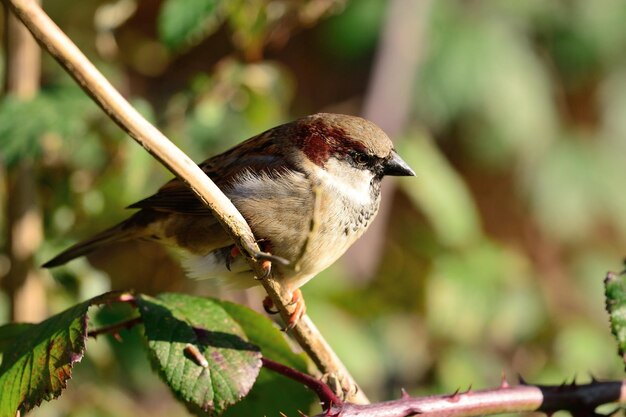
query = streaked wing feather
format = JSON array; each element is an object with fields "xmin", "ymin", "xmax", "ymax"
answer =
[{"xmin": 127, "ymin": 130, "xmax": 293, "ymax": 215}]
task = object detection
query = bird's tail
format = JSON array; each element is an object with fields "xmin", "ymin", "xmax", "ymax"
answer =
[{"xmin": 42, "ymin": 218, "xmax": 141, "ymax": 268}]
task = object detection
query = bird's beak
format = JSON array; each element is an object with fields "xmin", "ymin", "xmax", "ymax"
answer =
[{"xmin": 383, "ymin": 150, "xmax": 415, "ymax": 177}]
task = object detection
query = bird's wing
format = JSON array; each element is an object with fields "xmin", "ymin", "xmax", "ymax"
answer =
[{"xmin": 127, "ymin": 130, "xmax": 292, "ymax": 215}]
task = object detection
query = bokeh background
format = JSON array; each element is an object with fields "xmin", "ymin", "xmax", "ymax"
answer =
[{"xmin": 2, "ymin": 0, "xmax": 626, "ymax": 415}]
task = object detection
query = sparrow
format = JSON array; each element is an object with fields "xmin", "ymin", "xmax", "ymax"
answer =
[{"xmin": 43, "ymin": 113, "xmax": 415, "ymax": 326}]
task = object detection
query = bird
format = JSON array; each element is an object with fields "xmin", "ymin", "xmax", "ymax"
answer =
[{"xmin": 43, "ymin": 113, "xmax": 415, "ymax": 327}]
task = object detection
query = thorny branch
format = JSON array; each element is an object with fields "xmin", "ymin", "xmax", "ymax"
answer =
[
  {"xmin": 2, "ymin": 0, "xmax": 366, "ymax": 403},
  {"xmin": 313, "ymin": 378, "xmax": 626, "ymax": 417}
]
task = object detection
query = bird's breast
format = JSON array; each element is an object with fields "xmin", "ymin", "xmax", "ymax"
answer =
[{"xmin": 226, "ymin": 168, "xmax": 381, "ymax": 288}]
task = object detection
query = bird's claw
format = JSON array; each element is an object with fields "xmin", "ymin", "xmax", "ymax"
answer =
[
  {"xmin": 253, "ymin": 250, "xmax": 289, "ymax": 267},
  {"xmin": 261, "ymin": 290, "xmax": 307, "ymax": 330},
  {"xmin": 283, "ymin": 289, "xmax": 306, "ymax": 331},
  {"xmin": 262, "ymin": 296, "xmax": 279, "ymax": 314},
  {"xmin": 226, "ymin": 243, "xmax": 286, "ymax": 279}
]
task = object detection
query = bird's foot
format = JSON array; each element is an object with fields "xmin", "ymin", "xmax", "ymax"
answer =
[
  {"xmin": 262, "ymin": 289, "xmax": 307, "ymax": 330},
  {"xmin": 225, "ymin": 242, "xmax": 286, "ymax": 279},
  {"xmin": 285, "ymin": 289, "xmax": 306, "ymax": 330},
  {"xmin": 253, "ymin": 240, "xmax": 275, "ymax": 279}
]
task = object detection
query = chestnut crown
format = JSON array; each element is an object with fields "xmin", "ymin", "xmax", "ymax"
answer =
[{"xmin": 291, "ymin": 113, "xmax": 415, "ymax": 177}]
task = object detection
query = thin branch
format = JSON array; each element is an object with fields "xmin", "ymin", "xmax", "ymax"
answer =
[
  {"xmin": 2, "ymin": 0, "xmax": 366, "ymax": 403},
  {"xmin": 88, "ymin": 317, "xmax": 142, "ymax": 339},
  {"xmin": 262, "ymin": 357, "xmax": 342, "ymax": 409},
  {"xmin": 313, "ymin": 379, "xmax": 626, "ymax": 417}
]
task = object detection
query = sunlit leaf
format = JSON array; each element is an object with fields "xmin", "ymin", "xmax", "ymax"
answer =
[
  {"xmin": 0, "ymin": 302, "xmax": 89, "ymax": 417},
  {"xmin": 137, "ymin": 293, "xmax": 261, "ymax": 416}
]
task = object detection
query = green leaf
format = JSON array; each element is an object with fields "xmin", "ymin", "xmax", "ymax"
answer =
[
  {"xmin": 158, "ymin": 0, "xmax": 223, "ymax": 50},
  {"xmin": 218, "ymin": 301, "xmax": 315, "ymax": 416},
  {"xmin": 0, "ymin": 302, "xmax": 90, "ymax": 417},
  {"xmin": 605, "ymin": 270, "xmax": 626, "ymax": 368},
  {"xmin": 0, "ymin": 323, "xmax": 35, "ymax": 354},
  {"xmin": 136, "ymin": 293, "xmax": 261, "ymax": 416}
]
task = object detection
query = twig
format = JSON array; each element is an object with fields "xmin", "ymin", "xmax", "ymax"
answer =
[
  {"xmin": 262, "ymin": 357, "xmax": 342, "ymax": 409},
  {"xmin": 313, "ymin": 379, "xmax": 626, "ymax": 417},
  {"xmin": 88, "ymin": 317, "xmax": 142, "ymax": 339},
  {"xmin": 2, "ymin": 0, "xmax": 367, "ymax": 403}
]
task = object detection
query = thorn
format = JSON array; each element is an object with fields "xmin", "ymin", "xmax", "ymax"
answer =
[
  {"xmin": 518, "ymin": 374, "xmax": 528, "ymax": 386},
  {"xmin": 589, "ymin": 372, "xmax": 599, "ymax": 383},
  {"xmin": 297, "ymin": 410, "xmax": 308, "ymax": 417},
  {"xmin": 464, "ymin": 384, "xmax": 473, "ymax": 394},
  {"xmin": 113, "ymin": 333, "xmax": 122, "ymax": 342},
  {"xmin": 401, "ymin": 388, "xmax": 410, "ymax": 399},
  {"xmin": 447, "ymin": 388, "xmax": 461, "ymax": 402},
  {"xmin": 500, "ymin": 371, "xmax": 509, "ymax": 388},
  {"xmin": 280, "ymin": 412, "xmax": 288, "ymax": 417}
]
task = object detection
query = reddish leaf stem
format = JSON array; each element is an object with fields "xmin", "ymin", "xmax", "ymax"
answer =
[
  {"xmin": 88, "ymin": 317, "xmax": 142, "ymax": 339},
  {"xmin": 262, "ymin": 357, "xmax": 343, "ymax": 409}
]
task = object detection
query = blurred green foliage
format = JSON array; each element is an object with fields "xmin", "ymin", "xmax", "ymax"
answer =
[{"xmin": 2, "ymin": 0, "xmax": 626, "ymax": 415}]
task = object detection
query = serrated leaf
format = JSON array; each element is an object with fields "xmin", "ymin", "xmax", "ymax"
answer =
[
  {"xmin": 137, "ymin": 293, "xmax": 261, "ymax": 416},
  {"xmin": 0, "ymin": 302, "xmax": 89, "ymax": 417},
  {"xmin": 605, "ymin": 270, "xmax": 626, "ymax": 368},
  {"xmin": 158, "ymin": 0, "xmax": 223, "ymax": 50},
  {"xmin": 218, "ymin": 301, "xmax": 315, "ymax": 416}
]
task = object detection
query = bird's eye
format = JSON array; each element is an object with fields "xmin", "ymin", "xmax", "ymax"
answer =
[{"xmin": 352, "ymin": 152, "xmax": 368, "ymax": 166}]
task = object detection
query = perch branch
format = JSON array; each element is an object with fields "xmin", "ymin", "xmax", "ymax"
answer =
[{"xmin": 2, "ymin": 0, "xmax": 367, "ymax": 403}]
